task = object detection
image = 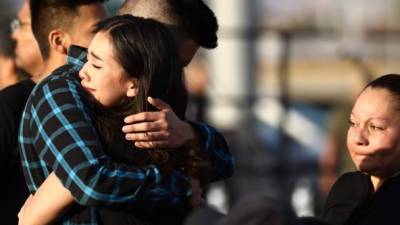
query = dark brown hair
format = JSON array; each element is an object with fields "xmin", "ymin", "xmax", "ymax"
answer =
[
  {"xmin": 365, "ymin": 74, "xmax": 400, "ymax": 111},
  {"xmin": 93, "ymin": 15, "xmax": 209, "ymax": 179}
]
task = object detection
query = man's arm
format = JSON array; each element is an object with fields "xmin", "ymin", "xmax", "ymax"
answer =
[
  {"xmin": 19, "ymin": 74, "xmax": 191, "ymax": 206},
  {"xmin": 123, "ymin": 97, "xmax": 234, "ymax": 181}
]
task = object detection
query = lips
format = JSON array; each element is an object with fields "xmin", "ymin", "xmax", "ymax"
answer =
[
  {"xmin": 81, "ymin": 83, "xmax": 96, "ymax": 92},
  {"xmin": 354, "ymin": 153, "xmax": 375, "ymax": 159},
  {"xmin": 352, "ymin": 149, "xmax": 376, "ymax": 159}
]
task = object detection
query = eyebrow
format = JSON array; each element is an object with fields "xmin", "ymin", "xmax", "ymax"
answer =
[{"xmin": 90, "ymin": 51, "xmax": 103, "ymax": 61}]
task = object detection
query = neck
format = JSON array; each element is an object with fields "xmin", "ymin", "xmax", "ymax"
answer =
[
  {"xmin": 37, "ymin": 54, "xmax": 67, "ymax": 82},
  {"xmin": 370, "ymin": 176, "xmax": 384, "ymax": 192},
  {"xmin": 28, "ymin": 65, "xmax": 44, "ymax": 83},
  {"xmin": 370, "ymin": 169, "xmax": 400, "ymax": 192}
]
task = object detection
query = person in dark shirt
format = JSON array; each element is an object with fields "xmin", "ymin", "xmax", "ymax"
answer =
[
  {"xmin": 0, "ymin": 79, "xmax": 35, "ymax": 225},
  {"xmin": 186, "ymin": 75, "xmax": 400, "ymax": 225},
  {"xmin": 321, "ymin": 74, "xmax": 400, "ymax": 225},
  {"xmin": 0, "ymin": 1, "xmax": 44, "ymax": 224}
]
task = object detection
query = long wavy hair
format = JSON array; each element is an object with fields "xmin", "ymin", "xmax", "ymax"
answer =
[{"xmin": 92, "ymin": 15, "xmax": 208, "ymax": 178}]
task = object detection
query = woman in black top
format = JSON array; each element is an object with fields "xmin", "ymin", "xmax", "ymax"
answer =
[{"xmin": 322, "ymin": 74, "xmax": 400, "ymax": 225}]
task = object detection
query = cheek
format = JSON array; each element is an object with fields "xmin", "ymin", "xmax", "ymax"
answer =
[
  {"xmin": 372, "ymin": 133, "xmax": 396, "ymax": 149},
  {"xmin": 368, "ymin": 134, "xmax": 400, "ymax": 162},
  {"xmin": 346, "ymin": 129, "xmax": 354, "ymax": 153},
  {"xmin": 96, "ymin": 82, "xmax": 121, "ymax": 107},
  {"xmin": 101, "ymin": 91, "xmax": 123, "ymax": 107}
]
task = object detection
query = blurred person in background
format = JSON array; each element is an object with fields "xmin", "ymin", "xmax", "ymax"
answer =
[
  {"xmin": 0, "ymin": 20, "xmax": 29, "ymax": 90},
  {"xmin": 0, "ymin": 1, "xmax": 44, "ymax": 224},
  {"xmin": 10, "ymin": 1, "xmax": 43, "ymax": 79},
  {"xmin": 317, "ymin": 103, "xmax": 355, "ymax": 214}
]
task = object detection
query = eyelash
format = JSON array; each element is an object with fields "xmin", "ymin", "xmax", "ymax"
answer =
[
  {"xmin": 92, "ymin": 64, "xmax": 101, "ymax": 69},
  {"xmin": 348, "ymin": 120, "xmax": 384, "ymax": 132},
  {"xmin": 370, "ymin": 124, "xmax": 384, "ymax": 131}
]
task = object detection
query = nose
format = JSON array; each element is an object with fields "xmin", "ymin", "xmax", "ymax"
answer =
[
  {"xmin": 11, "ymin": 27, "xmax": 19, "ymax": 41},
  {"xmin": 352, "ymin": 126, "xmax": 369, "ymax": 146},
  {"xmin": 79, "ymin": 63, "xmax": 90, "ymax": 81}
]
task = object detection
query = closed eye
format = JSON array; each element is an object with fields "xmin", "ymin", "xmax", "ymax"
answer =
[
  {"xmin": 92, "ymin": 64, "xmax": 101, "ymax": 69},
  {"xmin": 370, "ymin": 124, "xmax": 384, "ymax": 130}
]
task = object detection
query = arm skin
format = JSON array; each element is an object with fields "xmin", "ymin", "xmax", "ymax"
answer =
[
  {"xmin": 18, "ymin": 172, "xmax": 74, "ymax": 225},
  {"xmin": 18, "ymin": 173, "xmax": 204, "ymax": 225}
]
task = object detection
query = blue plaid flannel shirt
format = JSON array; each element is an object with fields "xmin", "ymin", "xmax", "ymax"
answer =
[{"xmin": 18, "ymin": 45, "xmax": 234, "ymax": 224}]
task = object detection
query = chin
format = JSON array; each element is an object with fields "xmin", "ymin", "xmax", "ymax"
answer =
[{"xmin": 357, "ymin": 163, "xmax": 380, "ymax": 176}]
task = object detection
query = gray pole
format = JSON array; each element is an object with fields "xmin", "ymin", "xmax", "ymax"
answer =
[{"xmin": 206, "ymin": 0, "xmax": 255, "ymax": 131}]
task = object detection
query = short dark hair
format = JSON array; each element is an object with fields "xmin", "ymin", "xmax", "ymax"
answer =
[
  {"xmin": 366, "ymin": 74, "xmax": 400, "ymax": 96},
  {"xmin": 168, "ymin": 0, "xmax": 218, "ymax": 49},
  {"xmin": 118, "ymin": 0, "xmax": 218, "ymax": 49},
  {"xmin": 365, "ymin": 74, "xmax": 400, "ymax": 110},
  {"xmin": 29, "ymin": 0, "xmax": 106, "ymax": 59}
]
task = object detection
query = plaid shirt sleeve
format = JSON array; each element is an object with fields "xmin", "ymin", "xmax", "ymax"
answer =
[
  {"xmin": 188, "ymin": 121, "xmax": 234, "ymax": 182},
  {"xmin": 19, "ymin": 67, "xmax": 191, "ymax": 207}
]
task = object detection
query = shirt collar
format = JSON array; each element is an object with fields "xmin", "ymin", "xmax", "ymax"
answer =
[{"xmin": 67, "ymin": 45, "xmax": 88, "ymax": 69}]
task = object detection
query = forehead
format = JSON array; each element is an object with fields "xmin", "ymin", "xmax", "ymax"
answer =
[
  {"xmin": 353, "ymin": 87, "xmax": 398, "ymax": 117},
  {"xmin": 88, "ymin": 31, "xmax": 114, "ymax": 56}
]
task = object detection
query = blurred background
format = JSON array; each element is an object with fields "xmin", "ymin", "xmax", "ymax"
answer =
[{"xmin": 3, "ymin": 0, "xmax": 400, "ymax": 218}]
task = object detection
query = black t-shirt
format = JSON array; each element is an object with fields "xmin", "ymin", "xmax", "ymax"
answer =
[
  {"xmin": 322, "ymin": 171, "xmax": 400, "ymax": 225},
  {"xmin": 0, "ymin": 79, "xmax": 35, "ymax": 225}
]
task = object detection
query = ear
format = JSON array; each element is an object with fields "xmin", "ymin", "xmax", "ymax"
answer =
[
  {"xmin": 48, "ymin": 30, "xmax": 71, "ymax": 55},
  {"xmin": 126, "ymin": 79, "xmax": 139, "ymax": 97}
]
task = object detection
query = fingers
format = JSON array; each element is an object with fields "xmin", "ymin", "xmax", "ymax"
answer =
[
  {"xmin": 123, "ymin": 98, "xmax": 171, "ymax": 123},
  {"xmin": 125, "ymin": 131, "xmax": 168, "ymax": 142},
  {"xmin": 124, "ymin": 111, "xmax": 163, "ymax": 124},
  {"xmin": 147, "ymin": 97, "xmax": 171, "ymax": 111},
  {"xmin": 122, "ymin": 121, "xmax": 166, "ymax": 133},
  {"xmin": 134, "ymin": 141, "xmax": 169, "ymax": 149}
]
